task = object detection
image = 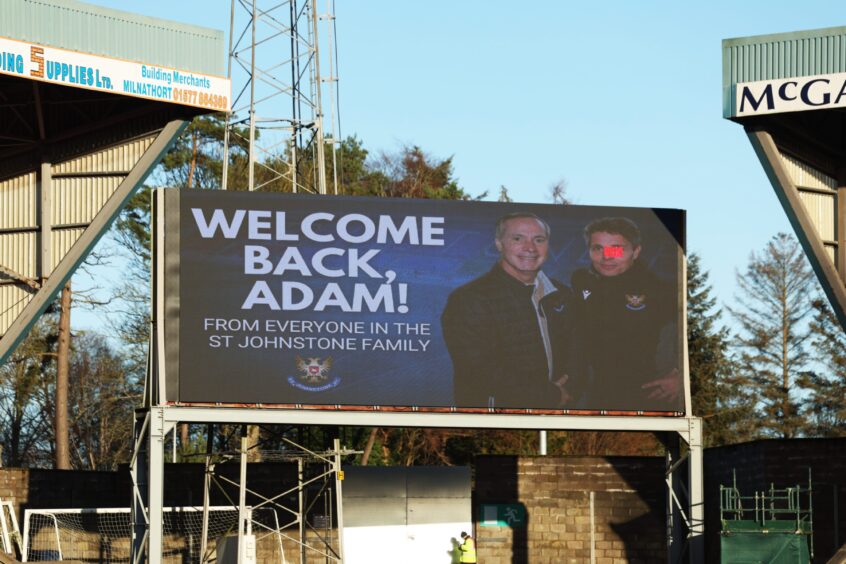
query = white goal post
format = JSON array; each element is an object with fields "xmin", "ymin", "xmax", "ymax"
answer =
[{"xmin": 22, "ymin": 505, "xmax": 284, "ymax": 563}]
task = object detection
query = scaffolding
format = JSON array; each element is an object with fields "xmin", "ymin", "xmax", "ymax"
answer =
[
  {"xmin": 198, "ymin": 432, "xmax": 360, "ymax": 563},
  {"xmin": 720, "ymin": 469, "xmax": 813, "ymax": 563},
  {"xmin": 130, "ymin": 407, "xmax": 704, "ymax": 563},
  {"xmin": 130, "ymin": 412, "xmax": 357, "ymax": 563}
]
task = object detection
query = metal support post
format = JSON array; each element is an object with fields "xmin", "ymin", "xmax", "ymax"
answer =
[
  {"xmin": 333, "ymin": 438, "xmax": 345, "ymax": 563},
  {"xmin": 37, "ymin": 161, "xmax": 52, "ymax": 280},
  {"xmin": 148, "ymin": 406, "xmax": 167, "ymax": 564},
  {"xmin": 665, "ymin": 432, "xmax": 684, "ymax": 564},
  {"xmin": 687, "ymin": 418, "xmax": 705, "ymax": 564},
  {"xmin": 298, "ymin": 457, "xmax": 306, "ymax": 564},
  {"xmin": 130, "ymin": 410, "xmax": 150, "ymax": 564},
  {"xmin": 247, "ymin": 0, "xmax": 257, "ymax": 192},
  {"xmin": 238, "ymin": 426, "xmax": 249, "ymax": 564},
  {"xmin": 309, "ymin": 0, "xmax": 327, "ymax": 195},
  {"xmin": 200, "ymin": 423, "xmax": 214, "ymax": 560},
  {"xmin": 539, "ymin": 430, "xmax": 547, "ymax": 455}
]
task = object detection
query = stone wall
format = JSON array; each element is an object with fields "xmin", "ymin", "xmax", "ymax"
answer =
[{"xmin": 474, "ymin": 455, "xmax": 666, "ymax": 564}]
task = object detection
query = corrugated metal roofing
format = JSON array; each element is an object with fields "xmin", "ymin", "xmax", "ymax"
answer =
[
  {"xmin": 0, "ymin": 133, "xmax": 157, "ymax": 337},
  {"xmin": 723, "ymin": 26, "xmax": 846, "ymax": 117},
  {"xmin": 781, "ymin": 152, "xmax": 837, "ymax": 244},
  {"xmin": 0, "ymin": 0, "xmax": 225, "ymax": 76}
]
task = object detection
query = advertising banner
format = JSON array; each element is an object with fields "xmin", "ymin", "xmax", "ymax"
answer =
[
  {"xmin": 733, "ymin": 72, "xmax": 846, "ymax": 117},
  {"xmin": 157, "ymin": 190, "xmax": 686, "ymax": 414},
  {"xmin": 0, "ymin": 35, "xmax": 230, "ymax": 112}
]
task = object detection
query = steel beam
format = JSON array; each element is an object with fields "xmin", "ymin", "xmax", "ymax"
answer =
[
  {"xmin": 38, "ymin": 161, "xmax": 51, "ymax": 280},
  {"xmin": 130, "ymin": 411, "xmax": 150, "ymax": 564},
  {"xmin": 155, "ymin": 406, "xmax": 695, "ymax": 434},
  {"xmin": 0, "ymin": 119, "xmax": 189, "ymax": 365},
  {"xmin": 747, "ymin": 128, "xmax": 846, "ymax": 330},
  {"xmin": 148, "ymin": 407, "xmax": 167, "ymax": 564},
  {"xmin": 838, "ymin": 184, "xmax": 846, "ymax": 282}
]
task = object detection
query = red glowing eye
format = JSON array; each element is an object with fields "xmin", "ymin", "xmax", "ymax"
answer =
[{"xmin": 604, "ymin": 246, "xmax": 624, "ymax": 258}]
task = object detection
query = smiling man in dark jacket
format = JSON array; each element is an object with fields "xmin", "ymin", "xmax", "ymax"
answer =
[
  {"xmin": 441, "ymin": 212, "xmax": 574, "ymax": 409},
  {"xmin": 570, "ymin": 217, "xmax": 681, "ymax": 412}
]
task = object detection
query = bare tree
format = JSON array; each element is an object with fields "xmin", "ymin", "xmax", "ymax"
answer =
[
  {"xmin": 67, "ymin": 333, "xmax": 141, "ymax": 469},
  {"xmin": 729, "ymin": 233, "xmax": 816, "ymax": 438},
  {"xmin": 548, "ymin": 178, "xmax": 570, "ymax": 204},
  {"xmin": 497, "ymin": 185, "xmax": 512, "ymax": 202},
  {"xmin": 0, "ymin": 319, "xmax": 55, "ymax": 467}
]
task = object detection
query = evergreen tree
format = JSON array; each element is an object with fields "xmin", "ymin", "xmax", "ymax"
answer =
[
  {"xmin": 729, "ymin": 233, "xmax": 816, "ymax": 438},
  {"xmin": 799, "ymin": 299, "xmax": 846, "ymax": 436},
  {"xmin": 686, "ymin": 253, "xmax": 744, "ymax": 445},
  {"xmin": 348, "ymin": 144, "xmax": 470, "ymax": 200}
]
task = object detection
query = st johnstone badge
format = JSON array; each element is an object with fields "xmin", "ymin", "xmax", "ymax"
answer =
[
  {"xmin": 288, "ymin": 356, "xmax": 341, "ymax": 392},
  {"xmin": 625, "ymin": 294, "xmax": 646, "ymax": 311}
]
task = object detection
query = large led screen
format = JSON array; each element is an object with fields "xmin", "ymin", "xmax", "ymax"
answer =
[{"xmin": 156, "ymin": 189, "xmax": 686, "ymax": 414}]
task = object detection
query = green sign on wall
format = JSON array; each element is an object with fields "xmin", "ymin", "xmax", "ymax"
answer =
[{"xmin": 480, "ymin": 504, "xmax": 526, "ymax": 527}]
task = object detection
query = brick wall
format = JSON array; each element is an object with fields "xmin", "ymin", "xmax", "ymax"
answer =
[
  {"xmin": 474, "ymin": 455, "xmax": 666, "ymax": 564},
  {"xmin": 0, "ymin": 468, "xmax": 27, "ymax": 517}
]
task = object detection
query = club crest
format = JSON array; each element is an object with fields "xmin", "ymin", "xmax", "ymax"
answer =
[
  {"xmin": 625, "ymin": 294, "xmax": 646, "ymax": 311},
  {"xmin": 582, "ymin": 289, "xmax": 592, "ymax": 300},
  {"xmin": 288, "ymin": 356, "xmax": 341, "ymax": 392}
]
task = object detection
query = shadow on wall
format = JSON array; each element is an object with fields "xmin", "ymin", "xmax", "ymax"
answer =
[
  {"xmin": 472, "ymin": 456, "xmax": 528, "ymax": 564},
  {"xmin": 606, "ymin": 457, "xmax": 666, "ymax": 562},
  {"xmin": 474, "ymin": 455, "xmax": 666, "ymax": 563}
]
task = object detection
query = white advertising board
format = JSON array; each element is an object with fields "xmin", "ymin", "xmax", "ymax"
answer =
[
  {"xmin": 0, "ymin": 35, "xmax": 230, "ymax": 112},
  {"xmin": 734, "ymin": 72, "xmax": 846, "ymax": 117}
]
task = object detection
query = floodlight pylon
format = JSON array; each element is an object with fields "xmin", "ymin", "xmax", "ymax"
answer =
[{"xmin": 222, "ymin": 0, "xmax": 339, "ymax": 195}]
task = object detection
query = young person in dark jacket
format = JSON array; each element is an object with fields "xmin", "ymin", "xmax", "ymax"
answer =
[
  {"xmin": 441, "ymin": 212, "xmax": 574, "ymax": 409},
  {"xmin": 570, "ymin": 217, "xmax": 682, "ymax": 412}
]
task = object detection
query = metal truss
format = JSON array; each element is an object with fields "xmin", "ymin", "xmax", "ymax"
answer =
[
  {"xmin": 201, "ymin": 436, "xmax": 358, "ymax": 563},
  {"xmin": 130, "ymin": 405, "xmax": 704, "ymax": 563},
  {"xmin": 664, "ymin": 418, "xmax": 704, "ymax": 564},
  {"xmin": 222, "ymin": 0, "xmax": 340, "ymax": 195},
  {"xmin": 130, "ymin": 408, "xmax": 356, "ymax": 564}
]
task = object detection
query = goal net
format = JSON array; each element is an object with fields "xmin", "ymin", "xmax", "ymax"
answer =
[{"xmin": 22, "ymin": 505, "xmax": 285, "ymax": 563}]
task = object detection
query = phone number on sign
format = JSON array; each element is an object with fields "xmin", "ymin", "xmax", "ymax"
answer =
[{"xmin": 173, "ymin": 88, "xmax": 228, "ymax": 111}]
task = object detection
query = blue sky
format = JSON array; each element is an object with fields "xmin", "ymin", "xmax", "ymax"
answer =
[{"xmin": 81, "ymin": 0, "xmax": 846, "ymax": 330}]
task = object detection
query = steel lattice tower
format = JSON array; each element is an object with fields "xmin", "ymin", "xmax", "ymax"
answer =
[{"xmin": 223, "ymin": 0, "xmax": 339, "ymax": 194}]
